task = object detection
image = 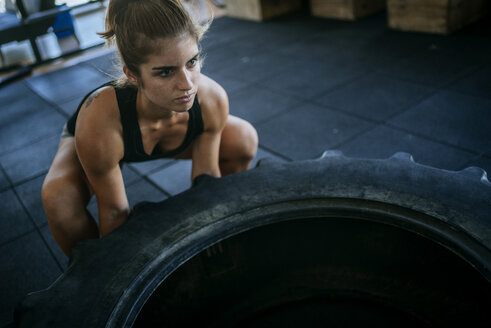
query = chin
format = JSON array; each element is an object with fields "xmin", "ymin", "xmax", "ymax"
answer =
[
  {"xmin": 180, "ymin": 96, "xmax": 196, "ymax": 110},
  {"xmin": 173, "ymin": 103, "xmax": 193, "ymax": 113}
]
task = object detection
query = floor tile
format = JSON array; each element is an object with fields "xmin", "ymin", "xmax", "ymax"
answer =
[
  {"xmin": 0, "ymin": 189, "xmax": 35, "ymax": 245},
  {"xmin": 216, "ymin": 51, "xmax": 303, "ymax": 84},
  {"xmin": 317, "ymin": 73, "xmax": 435, "ymax": 122},
  {"xmin": 0, "ymin": 83, "xmax": 65, "ymax": 155},
  {"xmin": 128, "ymin": 159, "xmax": 175, "ymax": 176},
  {"xmin": 342, "ymin": 30, "xmax": 432, "ymax": 67},
  {"xmin": 57, "ymin": 96, "xmax": 83, "ymax": 117},
  {"xmin": 0, "ymin": 231, "xmax": 62, "ymax": 327},
  {"xmin": 13, "ymin": 176, "xmax": 46, "ymax": 228},
  {"xmin": 425, "ymin": 25, "xmax": 491, "ymax": 63},
  {"xmin": 0, "ymin": 109, "xmax": 65, "ymax": 156},
  {"xmin": 84, "ymin": 50, "xmax": 121, "ymax": 79},
  {"xmin": 25, "ymin": 64, "xmax": 111, "ymax": 104},
  {"xmin": 228, "ymin": 85, "xmax": 303, "ymax": 124},
  {"xmin": 201, "ymin": 72, "xmax": 249, "ymax": 95},
  {"xmin": 277, "ymin": 35, "xmax": 346, "ymax": 61},
  {"xmin": 0, "ymin": 167, "xmax": 10, "ymax": 192},
  {"xmin": 250, "ymin": 147, "xmax": 289, "ymax": 169},
  {"xmin": 351, "ymin": 25, "xmax": 454, "ymax": 55},
  {"xmin": 338, "ymin": 125, "xmax": 475, "ymax": 171},
  {"xmin": 86, "ymin": 197, "xmax": 98, "ymax": 224},
  {"xmin": 11, "ymin": 162, "xmax": 141, "ymax": 229},
  {"xmin": 223, "ymin": 14, "xmax": 325, "ymax": 52},
  {"xmin": 256, "ymin": 56, "xmax": 367, "ymax": 101},
  {"xmin": 0, "ymin": 134, "xmax": 59, "ymax": 185},
  {"xmin": 148, "ymin": 160, "xmax": 193, "ymax": 196},
  {"xmin": 256, "ymin": 102, "xmax": 374, "ymax": 160},
  {"xmin": 126, "ymin": 179, "xmax": 168, "ymax": 208},
  {"xmin": 121, "ymin": 165, "xmax": 143, "ymax": 187},
  {"xmin": 265, "ymin": 12, "xmax": 330, "ymax": 36},
  {"xmin": 447, "ymin": 64, "xmax": 491, "ymax": 100},
  {"xmin": 201, "ymin": 41, "xmax": 266, "ymax": 74},
  {"xmin": 389, "ymin": 91, "xmax": 491, "ymax": 154},
  {"xmin": 40, "ymin": 224, "xmax": 69, "ymax": 270},
  {"xmin": 0, "ymin": 82, "xmax": 37, "ymax": 116},
  {"xmin": 307, "ymin": 15, "xmax": 386, "ymax": 54},
  {"xmin": 377, "ymin": 48, "xmax": 480, "ymax": 87},
  {"xmin": 276, "ymin": 19, "xmax": 402, "ymax": 62},
  {"xmin": 201, "ymin": 17, "xmax": 265, "ymax": 50}
]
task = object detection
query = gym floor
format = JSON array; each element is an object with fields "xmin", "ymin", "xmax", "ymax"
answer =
[{"xmin": 1, "ymin": 3, "xmax": 490, "ymax": 326}]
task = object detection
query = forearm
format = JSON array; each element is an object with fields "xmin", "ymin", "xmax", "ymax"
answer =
[
  {"xmin": 99, "ymin": 206, "xmax": 130, "ymax": 236},
  {"xmin": 191, "ymin": 133, "xmax": 222, "ymax": 181}
]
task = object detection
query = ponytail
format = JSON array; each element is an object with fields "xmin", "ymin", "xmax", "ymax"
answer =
[{"xmin": 98, "ymin": 0, "xmax": 210, "ymax": 85}]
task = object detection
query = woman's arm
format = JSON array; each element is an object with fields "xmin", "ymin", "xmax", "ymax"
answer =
[
  {"xmin": 191, "ymin": 75, "xmax": 229, "ymax": 180},
  {"xmin": 74, "ymin": 87, "xmax": 130, "ymax": 236}
]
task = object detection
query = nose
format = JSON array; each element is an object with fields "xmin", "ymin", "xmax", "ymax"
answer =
[{"xmin": 177, "ymin": 68, "xmax": 193, "ymax": 91}]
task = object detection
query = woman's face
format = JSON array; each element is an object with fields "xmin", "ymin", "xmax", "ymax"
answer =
[{"xmin": 135, "ymin": 33, "xmax": 201, "ymax": 114}]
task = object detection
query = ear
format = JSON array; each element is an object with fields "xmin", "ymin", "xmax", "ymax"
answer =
[{"xmin": 123, "ymin": 66, "xmax": 138, "ymax": 86}]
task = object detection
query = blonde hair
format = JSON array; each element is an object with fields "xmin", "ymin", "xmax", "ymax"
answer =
[{"xmin": 99, "ymin": 0, "xmax": 210, "ymax": 85}]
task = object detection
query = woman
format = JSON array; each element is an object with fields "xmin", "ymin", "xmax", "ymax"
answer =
[{"xmin": 42, "ymin": 0, "xmax": 258, "ymax": 256}]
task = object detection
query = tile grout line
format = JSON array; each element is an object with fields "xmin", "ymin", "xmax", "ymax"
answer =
[
  {"xmin": 0, "ymin": 162, "xmax": 13, "ymax": 192},
  {"xmin": 377, "ymin": 61, "xmax": 490, "ymax": 157},
  {"xmin": 237, "ymin": 71, "xmax": 373, "ymax": 128},
  {"xmin": 9, "ymin": 171, "xmax": 48, "ymax": 189},
  {"xmin": 127, "ymin": 160, "xmax": 178, "ymax": 182},
  {"xmin": 256, "ymin": 144, "xmax": 293, "ymax": 162},
  {"xmin": 374, "ymin": 60, "xmax": 485, "ymax": 92},
  {"xmin": 125, "ymin": 164, "xmax": 173, "ymax": 198},
  {"xmin": 384, "ymin": 122, "xmax": 483, "ymax": 156},
  {"xmin": 0, "ymin": 229, "xmax": 38, "ymax": 249},
  {"xmin": 306, "ymin": 76, "xmax": 437, "ymax": 123},
  {"xmin": 0, "ymin": 132, "xmax": 61, "ymax": 158},
  {"xmin": 443, "ymin": 88, "xmax": 491, "ymax": 102},
  {"xmin": 313, "ymin": 61, "xmax": 489, "ymax": 156},
  {"xmin": 22, "ymin": 80, "xmax": 72, "ymax": 119},
  {"xmin": 0, "ymin": 164, "xmax": 66, "ymax": 271},
  {"xmin": 0, "ymin": 80, "xmax": 67, "ymax": 157},
  {"xmin": 329, "ymin": 124, "xmax": 384, "ymax": 154}
]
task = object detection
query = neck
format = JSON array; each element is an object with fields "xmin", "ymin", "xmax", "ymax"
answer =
[{"xmin": 136, "ymin": 89, "xmax": 176, "ymax": 122}]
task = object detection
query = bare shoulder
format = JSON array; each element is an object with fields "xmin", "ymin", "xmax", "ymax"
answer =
[
  {"xmin": 79, "ymin": 86, "xmax": 118, "ymax": 121},
  {"xmin": 75, "ymin": 85, "xmax": 124, "ymax": 172},
  {"xmin": 197, "ymin": 74, "xmax": 229, "ymax": 132}
]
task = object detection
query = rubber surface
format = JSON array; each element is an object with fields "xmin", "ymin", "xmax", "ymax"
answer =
[{"xmin": 14, "ymin": 152, "xmax": 491, "ymax": 327}]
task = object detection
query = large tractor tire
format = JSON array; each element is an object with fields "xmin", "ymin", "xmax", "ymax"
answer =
[{"xmin": 15, "ymin": 152, "xmax": 491, "ymax": 327}]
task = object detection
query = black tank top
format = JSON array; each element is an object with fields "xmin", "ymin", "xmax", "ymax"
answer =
[{"xmin": 66, "ymin": 82, "xmax": 204, "ymax": 163}]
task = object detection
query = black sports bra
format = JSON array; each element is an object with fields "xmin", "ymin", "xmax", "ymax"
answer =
[{"xmin": 66, "ymin": 82, "xmax": 204, "ymax": 163}]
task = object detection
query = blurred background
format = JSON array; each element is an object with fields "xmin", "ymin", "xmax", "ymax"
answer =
[{"xmin": 0, "ymin": 0, "xmax": 225, "ymax": 77}]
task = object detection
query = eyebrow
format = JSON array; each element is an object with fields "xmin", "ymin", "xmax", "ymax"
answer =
[{"xmin": 152, "ymin": 52, "xmax": 200, "ymax": 71}]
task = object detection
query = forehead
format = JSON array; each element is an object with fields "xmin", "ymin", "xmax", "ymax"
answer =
[{"xmin": 145, "ymin": 34, "xmax": 199, "ymax": 65}]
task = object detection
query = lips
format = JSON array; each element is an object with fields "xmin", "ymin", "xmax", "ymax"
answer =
[{"xmin": 175, "ymin": 93, "xmax": 194, "ymax": 103}]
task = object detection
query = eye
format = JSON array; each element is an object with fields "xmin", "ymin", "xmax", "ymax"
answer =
[
  {"xmin": 160, "ymin": 68, "xmax": 173, "ymax": 77},
  {"xmin": 188, "ymin": 57, "xmax": 199, "ymax": 68}
]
